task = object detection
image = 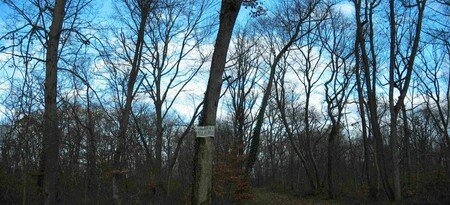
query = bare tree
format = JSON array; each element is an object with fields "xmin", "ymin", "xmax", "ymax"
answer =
[
  {"xmin": 273, "ymin": 56, "xmax": 320, "ymax": 192},
  {"xmin": 140, "ymin": 0, "xmax": 212, "ymax": 194},
  {"xmin": 353, "ymin": 4, "xmax": 377, "ymax": 197},
  {"xmin": 246, "ymin": 0, "xmax": 329, "ymax": 178},
  {"xmin": 416, "ymin": 42, "xmax": 450, "ymax": 176},
  {"xmin": 192, "ymin": 1, "xmax": 243, "ymax": 204},
  {"xmin": 388, "ymin": 0, "xmax": 427, "ymax": 201},
  {"xmin": 41, "ymin": 1, "xmax": 67, "ymax": 203},
  {"xmin": 224, "ymin": 27, "xmax": 261, "ymax": 156},
  {"xmin": 320, "ymin": 10, "xmax": 355, "ymax": 198},
  {"xmin": 95, "ymin": 1, "xmax": 155, "ymax": 203},
  {"xmin": 0, "ymin": 0, "xmax": 95, "ymax": 203},
  {"xmin": 353, "ymin": 0, "xmax": 394, "ymax": 199},
  {"xmin": 291, "ymin": 13, "xmax": 327, "ymax": 190}
]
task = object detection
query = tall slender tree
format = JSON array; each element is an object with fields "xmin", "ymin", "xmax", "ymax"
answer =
[
  {"xmin": 107, "ymin": 0, "xmax": 154, "ymax": 203},
  {"xmin": 41, "ymin": 1, "xmax": 67, "ymax": 203},
  {"xmin": 192, "ymin": 1, "xmax": 243, "ymax": 204},
  {"xmin": 388, "ymin": 0, "xmax": 427, "ymax": 201},
  {"xmin": 354, "ymin": 0, "xmax": 394, "ymax": 199},
  {"xmin": 246, "ymin": 0, "xmax": 328, "ymax": 179},
  {"xmin": 320, "ymin": 11, "xmax": 354, "ymax": 198}
]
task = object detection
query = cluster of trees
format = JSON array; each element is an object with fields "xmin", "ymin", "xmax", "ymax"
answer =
[{"xmin": 0, "ymin": 0, "xmax": 448, "ymax": 204}]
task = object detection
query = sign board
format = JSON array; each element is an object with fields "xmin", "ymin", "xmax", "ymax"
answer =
[{"xmin": 195, "ymin": 126, "xmax": 215, "ymax": 138}]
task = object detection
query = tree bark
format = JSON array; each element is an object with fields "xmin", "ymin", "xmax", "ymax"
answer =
[
  {"xmin": 327, "ymin": 126, "xmax": 338, "ymax": 198},
  {"xmin": 401, "ymin": 105, "xmax": 411, "ymax": 185},
  {"xmin": 86, "ymin": 88, "xmax": 98, "ymax": 204},
  {"xmin": 191, "ymin": 1, "xmax": 242, "ymax": 204},
  {"xmin": 154, "ymin": 97, "xmax": 163, "ymax": 193},
  {"xmin": 42, "ymin": 0, "xmax": 67, "ymax": 204}
]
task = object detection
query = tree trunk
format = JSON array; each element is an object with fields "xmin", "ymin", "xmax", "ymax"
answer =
[
  {"xmin": 354, "ymin": 42, "xmax": 377, "ymax": 198},
  {"xmin": 304, "ymin": 90, "xmax": 321, "ymax": 190},
  {"xmin": 245, "ymin": 57, "xmax": 277, "ymax": 175},
  {"xmin": 246, "ymin": 13, "xmax": 306, "ymax": 175},
  {"xmin": 155, "ymin": 98, "xmax": 164, "ymax": 193},
  {"xmin": 327, "ymin": 126, "xmax": 338, "ymax": 199},
  {"xmin": 388, "ymin": 0, "xmax": 426, "ymax": 202},
  {"xmin": 354, "ymin": 0, "xmax": 394, "ymax": 200},
  {"xmin": 86, "ymin": 89, "xmax": 98, "ymax": 204},
  {"xmin": 389, "ymin": 115, "xmax": 402, "ymax": 202},
  {"xmin": 274, "ymin": 70, "xmax": 318, "ymax": 192},
  {"xmin": 402, "ymin": 105, "xmax": 412, "ymax": 184},
  {"xmin": 42, "ymin": 0, "xmax": 67, "ymax": 204},
  {"xmin": 388, "ymin": 0, "xmax": 402, "ymax": 201},
  {"xmin": 113, "ymin": 5, "xmax": 149, "ymax": 204},
  {"xmin": 191, "ymin": 1, "xmax": 242, "ymax": 204}
]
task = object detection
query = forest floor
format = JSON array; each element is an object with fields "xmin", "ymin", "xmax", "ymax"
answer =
[
  {"xmin": 243, "ymin": 188, "xmax": 346, "ymax": 205},
  {"xmin": 242, "ymin": 187, "xmax": 447, "ymax": 205}
]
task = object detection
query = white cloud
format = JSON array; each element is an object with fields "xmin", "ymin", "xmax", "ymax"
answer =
[{"xmin": 334, "ymin": 2, "xmax": 355, "ymax": 16}]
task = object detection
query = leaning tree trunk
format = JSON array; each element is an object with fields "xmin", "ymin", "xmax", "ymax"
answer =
[
  {"xmin": 112, "ymin": 6, "xmax": 149, "ymax": 204},
  {"xmin": 246, "ymin": 14, "xmax": 306, "ymax": 175},
  {"xmin": 191, "ymin": 1, "xmax": 242, "ymax": 204}
]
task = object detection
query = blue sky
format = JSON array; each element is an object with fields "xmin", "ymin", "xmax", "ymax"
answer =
[
  {"xmin": 0, "ymin": 0, "xmax": 366, "ymax": 123},
  {"xmin": 0, "ymin": 0, "xmax": 447, "ymax": 136}
]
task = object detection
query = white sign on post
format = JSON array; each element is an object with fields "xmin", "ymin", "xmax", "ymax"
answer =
[{"xmin": 195, "ymin": 126, "xmax": 215, "ymax": 138}]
